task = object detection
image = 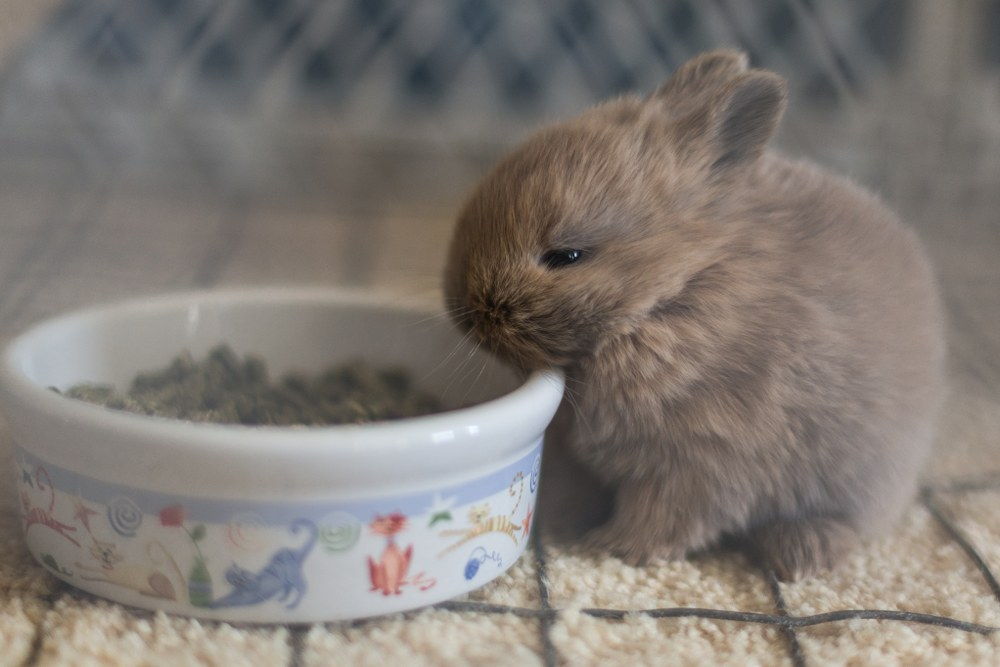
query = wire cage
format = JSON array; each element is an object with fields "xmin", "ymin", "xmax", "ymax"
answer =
[{"xmin": 2, "ymin": 0, "xmax": 998, "ymax": 218}]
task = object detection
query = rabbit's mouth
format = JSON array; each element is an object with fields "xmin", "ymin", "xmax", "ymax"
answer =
[
  {"xmin": 473, "ymin": 320, "xmax": 541, "ymax": 368},
  {"xmin": 452, "ymin": 293, "xmax": 586, "ymax": 370},
  {"xmin": 471, "ymin": 319, "xmax": 577, "ymax": 371}
]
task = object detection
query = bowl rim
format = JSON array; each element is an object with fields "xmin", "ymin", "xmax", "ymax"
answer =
[{"xmin": 0, "ymin": 287, "xmax": 564, "ymax": 488}]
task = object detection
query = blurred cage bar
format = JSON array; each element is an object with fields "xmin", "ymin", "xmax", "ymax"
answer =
[{"xmin": 0, "ymin": 0, "xmax": 998, "ymax": 217}]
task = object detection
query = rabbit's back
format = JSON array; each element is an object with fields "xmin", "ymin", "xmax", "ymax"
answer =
[{"xmin": 756, "ymin": 155, "xmax": 945, "ymax": 529}]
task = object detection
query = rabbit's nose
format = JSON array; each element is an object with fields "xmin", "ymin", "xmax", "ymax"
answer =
[{"xmin": 480, "ymin": 295, "xmax": 513, "ymax": 324}]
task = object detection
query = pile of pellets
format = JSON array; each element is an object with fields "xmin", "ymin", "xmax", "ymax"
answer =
[{"xmin": 58, "ymin": 344, "xmax": 443, "ymax": 426}]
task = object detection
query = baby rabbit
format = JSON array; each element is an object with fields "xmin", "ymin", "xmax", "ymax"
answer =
[{"xmin": 443, "ymin": 50, "xmax": 944, "ymax": 580}]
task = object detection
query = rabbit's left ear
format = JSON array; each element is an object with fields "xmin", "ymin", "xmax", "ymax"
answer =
[
  {"xmin": 649, "ymin": 50, "xmax": 749, "ymax": 117},
  {"xmin": 705, "ymin": 71, "xmax": 788, "ymax": 171}
]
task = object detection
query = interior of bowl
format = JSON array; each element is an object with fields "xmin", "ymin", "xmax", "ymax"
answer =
[{"xmin": 12, "ymin": 289, "xmax": 521, "ymax": 416}]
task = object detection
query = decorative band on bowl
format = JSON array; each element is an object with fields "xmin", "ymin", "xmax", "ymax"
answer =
[{"xmin": 14, "ymin": 440, "xmax": 542, "ymax": 619}]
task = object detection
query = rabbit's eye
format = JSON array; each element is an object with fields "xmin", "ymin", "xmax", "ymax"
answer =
[{"xmin": 541, "ymin": 248, "xmax": 585, "ymax": 269}]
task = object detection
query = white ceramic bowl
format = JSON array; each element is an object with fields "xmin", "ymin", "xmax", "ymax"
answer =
[{"xmin": 0, "ymin": 288, "xmax": 563, "ymax": 623}]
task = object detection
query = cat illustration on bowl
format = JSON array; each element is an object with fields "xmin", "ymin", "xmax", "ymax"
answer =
[
  {"xmin": 367, "ymin": 512, "xmax": 435, "ymax": 595},
  {"xmin": 209, "ymin": 518, "xmax": 318, "ymax": 610}
]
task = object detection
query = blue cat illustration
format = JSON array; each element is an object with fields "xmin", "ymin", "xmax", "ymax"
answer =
[{"xmin": 209, "ymin": 518, "xmax": 317, "ymax": 610}]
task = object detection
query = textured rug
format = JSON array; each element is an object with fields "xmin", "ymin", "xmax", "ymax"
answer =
[{"xmin": 2, "ymin": 366, "xmax": 999, "ymax": 667}]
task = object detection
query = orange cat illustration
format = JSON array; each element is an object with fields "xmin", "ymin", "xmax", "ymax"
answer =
[
  {"xmin": 367, "ymin": 513, "xmax": 412, "ymax": 595},
  {"xmin": 366, "ymin": 513, "xmax": 435, "ymax": 595},
  {"xmin": 438, "ymin": 472, "xmax": 527, "ymax": 556}
]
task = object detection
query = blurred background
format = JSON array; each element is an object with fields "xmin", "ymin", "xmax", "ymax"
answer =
[
  {"xmin": 4, "ymin": 1, "xmax": 1000, "ymax": 193},
  {"xmin": 1, "ymin": 2, "xmax": 998, "ymax": 398}
]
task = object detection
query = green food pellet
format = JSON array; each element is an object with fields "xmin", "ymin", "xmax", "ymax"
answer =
[{"xmin": 57, "ymin": 344, "xmax": 444, "ymax": 426}]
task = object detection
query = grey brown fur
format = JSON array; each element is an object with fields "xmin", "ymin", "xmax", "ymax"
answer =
[{"xmin": 443, "ymin": 50, "xmax": 945, "ymax": 579}]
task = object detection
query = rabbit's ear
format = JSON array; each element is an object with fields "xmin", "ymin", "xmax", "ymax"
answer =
[
  {"xmin": 707, "ymin": 71, "xmax": 787, "ymax": 171},
  {"xmin": 650, "ymin": 50, "xmax": 749, "ymax": 116}
]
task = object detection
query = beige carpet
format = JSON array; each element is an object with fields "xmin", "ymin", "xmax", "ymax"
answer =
[{"xmin": 2, "ymin": 366, "xmax": 999, "ymax": 666}]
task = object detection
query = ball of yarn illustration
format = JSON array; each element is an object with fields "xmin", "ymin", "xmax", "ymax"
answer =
[
  {"xmin": 226, "ymin": 512, "xmax": 267, "ymax": 552},
  {"xmin": 106, "ymin": 496, "xmax": 143, "ymax": 537},
  {"xmin": 464, "ymin": 557, "xmax": 482, "ymax": 580},
  {"xmin": 463, "ymin": 546, "xmax": 502, "ymax": 580},
  {"xmin": 530, "ymin": 454, "xmax": 541, "ymax": 493},
  {"xmin": 318, "ymin": 511, "xmax": 361, "ymax": 553}
]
